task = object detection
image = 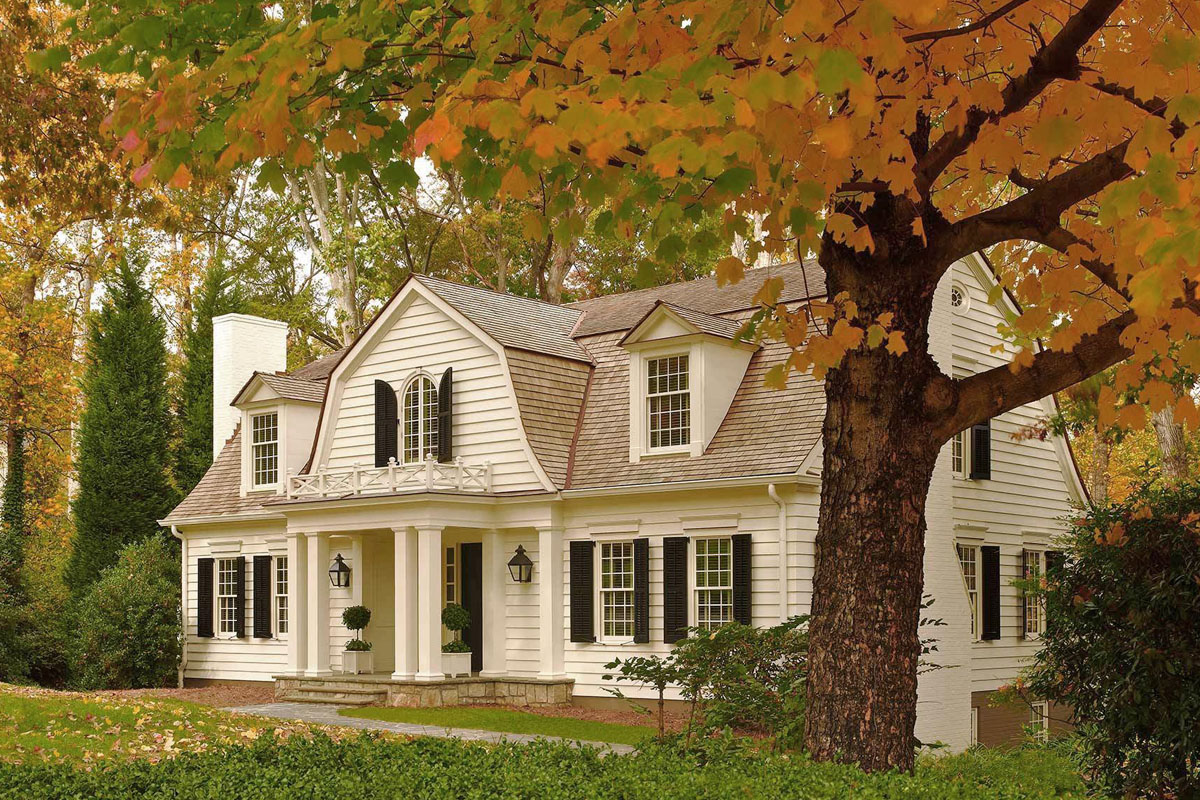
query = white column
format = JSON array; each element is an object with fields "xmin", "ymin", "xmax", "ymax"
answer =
[
  {"xmin": 178, "ymin": 534, "xmax": 188, "ymax": 687},
  {"xmin": 392, "ymin": 526, "xmax": 418, "ymax": 680},
  {"xmin": 480, "ymin": 529, "xmax": 508, "ymax": 677},
  {"xmin": 306, "ymin": 532, "xmax": 331, "ymax": 677},
  {"xmin": 537, "ymin": 526, "xmax": 565, "ymax": 679},
  {"xmin": 415, "ymin": 525, "xmax": 444, "ymax": 681},
  {"xmin": 349, "ymin": 534, "xmax": 364, "ymax": 607},
  {"xmin": 286, "ymin": 532, "xmax": 308, "ymax": 676}
]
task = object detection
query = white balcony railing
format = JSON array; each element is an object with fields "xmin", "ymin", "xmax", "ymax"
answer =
[{"xmin": 284, "ymin": 456, "xmax": 492, "ymax": 500}]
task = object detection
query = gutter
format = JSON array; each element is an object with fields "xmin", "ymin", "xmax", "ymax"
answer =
[
  {"xmin": 768, "ymin": 484, "xmax": 789, "ymax": 623},
  {"xmin": 171, "ymin": 525, "xmax": 186, "ymax": 688},
  {"xmin": 561, "ymin": 472, "xmax": 812, "ymax": 499}
]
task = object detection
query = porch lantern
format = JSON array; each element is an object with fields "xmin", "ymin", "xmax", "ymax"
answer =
[
  {"xmin": 329, "ymin": 553, "xmax": 351, "ymax": 588},
  {"xmin": 507, "ymin": 544, "xmax": 533, "ymax": 583}
]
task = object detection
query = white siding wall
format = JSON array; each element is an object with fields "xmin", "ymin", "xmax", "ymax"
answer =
[
  {"xmin": 948, "ymin": 259, "xmax": 1076, "ymax": 693},
  {"xmin": 319, "ymin": 293, "xmax": 545, "ymax": 493}
]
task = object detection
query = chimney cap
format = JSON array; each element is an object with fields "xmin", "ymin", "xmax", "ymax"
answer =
[{"xmin": 213, "ymin": 312, "xmax": 289, "ymax": 330}]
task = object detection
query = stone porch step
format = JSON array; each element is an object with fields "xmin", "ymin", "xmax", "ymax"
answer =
[{"xmin": 279, "ymin": 686, "xmax": 386, "ymax": 706}]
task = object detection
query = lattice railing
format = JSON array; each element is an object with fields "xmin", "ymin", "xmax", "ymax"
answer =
[{"xmin": 285, "ymin": 456, "xmax": 492, "ymax": 499}]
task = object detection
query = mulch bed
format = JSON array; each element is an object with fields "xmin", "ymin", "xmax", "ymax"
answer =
[{"xmin": 99, "ymin": 685, "xmax": 277, "ymax": 709}]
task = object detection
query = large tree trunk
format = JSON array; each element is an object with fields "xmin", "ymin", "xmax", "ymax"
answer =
[
  {"xmin": 804, "ymin": 223, "xmax": 943, "ymax": 773},
  {"xmin": 1151, "ymin": 405, "xmax": 1188, "ymax": 483}
]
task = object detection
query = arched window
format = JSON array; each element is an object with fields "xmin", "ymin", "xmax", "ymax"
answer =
[{"xmin": 402, "ymin": 376, "xmax": 439, "ymax": 463}]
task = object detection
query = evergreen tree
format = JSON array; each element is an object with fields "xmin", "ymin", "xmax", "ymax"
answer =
[
  {"xmin": 174, "ymin": 266, "xmax": 245, "ymax": 494},
  {"xmin": 0, "ymin": 427, "xmax": 26, "ymax": 601},
  {"xmin": 67, "ymin": 258, "xmax": 178, "ymax": 596}
]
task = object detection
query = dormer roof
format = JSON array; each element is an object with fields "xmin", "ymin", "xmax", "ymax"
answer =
[
  {"xmin": 231, "ymin": 371, "xmax": 326, "ymax": 406},
  {"xmin": 618, "ymin": 300, "xmax": 748, "ymax": 347}
]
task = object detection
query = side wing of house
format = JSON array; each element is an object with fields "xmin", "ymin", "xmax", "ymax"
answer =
[
  {"xmin": 311, "ymin": 281, "xmax": 556, "ymax": 493},
  {"xmin": 947, "ymin": 256, "xmax": 1085, "ymax": 699}
]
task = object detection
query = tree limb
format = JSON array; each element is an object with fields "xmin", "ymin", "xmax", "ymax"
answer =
[{"xmin": 903, "ymin": 0, "xmax": 1035, "ymax": 43}]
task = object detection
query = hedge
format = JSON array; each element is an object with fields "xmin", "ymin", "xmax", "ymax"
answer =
[{"xmin": 0, "ymin": 733, "xmax": 1084, "ymax": 799}]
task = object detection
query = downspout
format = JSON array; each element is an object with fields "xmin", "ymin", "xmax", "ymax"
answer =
[
  {"xmin": 172, "ymin": 525, "xmax": 187, "ymax": 688},
  {"xmin": 767, "ymin": 484, "xmax": 789, "ymax": 623}
]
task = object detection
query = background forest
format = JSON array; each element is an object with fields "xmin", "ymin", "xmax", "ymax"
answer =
[{"xmin": 0, "ymin": 0, "xmax": 1194, "ymax": 690}]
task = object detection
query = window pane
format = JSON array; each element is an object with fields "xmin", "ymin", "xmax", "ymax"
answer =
[
  {"xmin": 601, "ymin": 542, "xmax": 635, "ymax": 639},
  {"xmin": 403, "ymin": 377, "xmax": 439, "ymax": 463},
  {"xmin": 218, "ymin": 559, "xmax": 239, "ymax": 635},
  {"xmin": 251, "ymin": 413, "xmax": 279, "ymax": 486},
  {"xmin": 647, "ymin": 355, "xmax": 690, "ymax": 449},
  {"xmin": 694, "ymin": 538, "xmax": 732, "ymax": 631}
]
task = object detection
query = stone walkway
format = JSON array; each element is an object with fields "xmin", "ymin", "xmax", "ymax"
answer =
[{"xmin": 227, "ymin": 702, "xmax": 637, "ymax": 755}]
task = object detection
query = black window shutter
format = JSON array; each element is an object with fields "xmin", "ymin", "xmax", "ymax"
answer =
[
  {"xmin": 374, "ymin": 379, "xmax": 398, "ymax": 467},
  {"xmin": 663, "ymin": 536, "xmax": 689, "ymax": 643},
  {"xmin": 969, "ymin": 420, "xmax": 992, "ymax": 480},
  {"xmin": 633, "ymin": 538, "xmax": 649, "ymax": 643},
  {"xmin": 981, "ymin": 545, "xmax": 1001, "ymax": 640},
  {"xmin": 569, "ymin": 540, "xmax": 595, "ymax": 643},
  {"xmin": 732, "ymin": 534, "xmax": 753, "ymax": 625},
  {"xmin": 197, "ymin": 557, "xmax": 214, "ymax": 638},
  {"xmin": 252, "ymin": 555, "xmax": 273, "ymax": 639},
  {"xmin": 233, "ymin": 556, "xmax": 246, "ymax": 639},
  {"xmin": 437, "ymin": 367, "xmax": 454, "ymax": 463}
]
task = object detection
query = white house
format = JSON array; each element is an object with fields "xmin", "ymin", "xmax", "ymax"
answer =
[{"xmin": 163, "ymin": 256, "xmax": 1083, "ymax": 749}]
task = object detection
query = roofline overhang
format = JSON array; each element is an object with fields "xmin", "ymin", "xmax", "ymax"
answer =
[
  {"xmin": 561, "ymin": 471, "xmax": 816, "ymax": 498},
  {"xmin": 159, "ymin": 511, "xmax": 286, "ymax": 528}
]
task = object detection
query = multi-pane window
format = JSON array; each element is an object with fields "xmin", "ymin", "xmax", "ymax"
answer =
[
  {"xmin": 1029, "ymin": 701, "xmax": 1049, "ymax": 743},
  {"xmin": 444, "ymin": 546, "xmax": 457, "ymax": 606},
  {"xmin": 251, "ymin": 412, "xmax": 279, "ymax": 486},
  {"xmin": 694, "ymin": 537, "xmax": 733, "ymax": 630},
  {"xmin": 950, "ymin": 285, "xmax": 965, "ymax": 309},
  {"xmin": 956, "ymin": 543, "xmax": 979, "ymax": 639},
  {"xmin": 1023, "ymin": 550, "xmax": 1045, "ymax": 637},
  {"xmin": 217, "ymin": 558, "xmax": 239, "ymax": 635},
  {"xmin": 403, "ymin": 376, "xmax": 439, "ymax": 463},
  {"xmin": 647, "ymin": 355, "xmax": 690, "ymax": 449},
  {"xmin": 951, "ymin": 430, "xmax": 966, "ymax": 476},
  {"xmin": 275, "ymin": 557, "xmax": 288, "ymax": 636},
  {"xmin": 599, "ymin": 542, "xmax": 635, "ymax": 640}
]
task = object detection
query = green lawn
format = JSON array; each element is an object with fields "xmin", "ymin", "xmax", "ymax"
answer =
[
  {"xmin": 340, "ymin": 705, "xmax": 657, "ymax": 746},
  {"xmin": 0, "ymin": 684, "xmax": 330, "ymax": 765}
]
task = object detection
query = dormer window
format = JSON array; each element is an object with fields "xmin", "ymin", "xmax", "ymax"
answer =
[
  {"xmin": 250, "ymin": 412, "xmax": 279, "ymax": 487},
  {"xmin": 402, "ymin": 375, "xmax": 439, "ymax": 463},
  {"xmin": 647, "ymin": 354, "xmax": 691, "ymax": 449}
]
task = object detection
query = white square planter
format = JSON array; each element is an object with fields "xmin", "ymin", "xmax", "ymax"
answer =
[
  {"xmin": 343, "ymin": 650, "xmax": 374, "ymax": 675},
  {"xmin": 442, "ymin": 651, "xmax": 472, "ymax": 678}
]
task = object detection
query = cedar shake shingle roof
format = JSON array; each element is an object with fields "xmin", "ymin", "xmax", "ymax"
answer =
[
  {"xmin": 166, "ymin": 263, "xmax": 827, "ymax": 521},
  {"xmin": 241, "ymin": 372, "xmax": 327, "ymax": 404},
  {"xmin": 414, "ymin": 275, "xmax": 592, "ymax": 363},
  {"xmin": 620, "ymin": 301, "xmax": 746, "ymax": 345}
]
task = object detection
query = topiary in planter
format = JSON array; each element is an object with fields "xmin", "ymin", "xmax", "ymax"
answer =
[
  {"xmin": 441, "ymin": 603, "xmax": 471, "ymax": 653},
  {"xmin": 342, "ymin": 605, "xmax": 371, "ymax": 650}
]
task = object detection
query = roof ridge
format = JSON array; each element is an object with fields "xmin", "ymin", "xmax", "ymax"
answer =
[
  {"xmin": 415, "ymin": 274, "xmax": 582, "ymax": 318},
  {"xmin": 565, "ymin": 260, "xmax": 802, "ymax": 309}
]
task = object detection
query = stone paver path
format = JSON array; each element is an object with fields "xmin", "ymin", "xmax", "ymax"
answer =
[{"xmin": 228, "ymin": 702, "xmax": 637, "ymax": 755}]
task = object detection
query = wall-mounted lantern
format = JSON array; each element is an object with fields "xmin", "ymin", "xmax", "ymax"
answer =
[
  {"xmin": 329, "ymin": 553, "xmax": 351, "ymax": 588},
  {"xmin": 507, "ymin": 544, "xmax": 533, "ymax": 583}
]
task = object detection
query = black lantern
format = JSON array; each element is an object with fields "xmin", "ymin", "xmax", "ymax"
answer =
[
  {"xmin": 507, "ymin": 544, "xmax": 533, "ymax": 583},
  {"xmin": 329, "ymin": 553, "xmax": 351, "ymax": 588}
]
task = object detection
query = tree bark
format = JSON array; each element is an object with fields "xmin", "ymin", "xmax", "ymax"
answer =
[
  {"xmin": 804, "ymin": 221, "xmax": 943, "ymax": 773},
  {"xmin": 1151, "ymin": 405, "xmax": 1188, "ymax": 483}
]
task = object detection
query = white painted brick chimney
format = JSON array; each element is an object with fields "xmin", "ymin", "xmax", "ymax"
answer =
[{"xmin": 212, "ymin": 313, "xmax": 288, "ymax": 459}]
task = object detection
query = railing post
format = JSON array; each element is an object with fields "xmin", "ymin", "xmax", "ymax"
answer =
[
  {"xmin": 485, "ymin": 461, "xmax": 493, "ymax": 492},
  {"xmin": 318, "ymin": 466, "xmax": 327, "ymax": 498},
  {"xmin": 425, "ymin": 455, "xmax": 434, "ymax": 490},
  {"xmin": 388, "ymin": 457, "xmax": 397, "ymax": 492},
  {"xmin": 455, "ymin": 456, "xmax": 464, "ymax": 490},
  {"xmin": 283, "ymin": 467, "xmax": 294, "ymax": 497},
  {"xmin": 352, "ymin": 462, "xmax": 361, "ymax": 495}
]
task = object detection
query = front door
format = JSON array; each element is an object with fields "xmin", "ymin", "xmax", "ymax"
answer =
[{"xmin": 459, "ymin": 542, "xmax": 483, "ymax": 673}]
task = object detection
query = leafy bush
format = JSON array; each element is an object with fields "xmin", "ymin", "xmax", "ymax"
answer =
[
  {"xmin": 342, "ymin": 605, "xmax": 371, "ymax": 638},
  {"xmin": 70, "ymin": 537, "xmax": 180, "ymax": 690},
  {"xmin": 0, "ymin": 731, "xmax": 1087, "ymax": 799},
  {"xmin": 1021, "ymin": 481, "xmax": 1200, "ymax": 798},
  {"xmin": 345, "ymin": 639, "xmax": 372, "ymax": 652},
  {"xmin": 442, "ymin": 639, "xmax": 470, "ymax": 654},
  {"xmin": 606, "ymin": 617, "xmax": 808, "ymax": 749},
  {"xmin": 441, "ymin": 603, "xmax": 470, "ymax": 633}
]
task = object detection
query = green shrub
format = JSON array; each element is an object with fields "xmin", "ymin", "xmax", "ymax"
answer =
[
  {"xmin": 441, "ymin": 639, "xmax": 470, "ymax": 654},
  {"xmin": 441, "ymin": 602, "xmax": 470, "ymax": 633},
  {"xmin": 70, "ymin": 536, "xmax": 180, "ymax": 690},
  {"xmin": 1021, "ymin": 481, "xmax": 1200, "ymax": 798},
  {"xmin": 342, "ymin": 605, "xmax": 371, "ymax": 638},
  {"xmin": 345, "ymin": 638, "xmax": 372, "ymax": 652},
  {"xmin": 0, "ymin": 732, "xmax": 1087, "ymax": 799}
]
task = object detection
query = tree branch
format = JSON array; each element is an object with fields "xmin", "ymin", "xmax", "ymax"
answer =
[
  {"xmin": 903, "ymin": 0, "xmax": 1035, "ymax": 43},
  {"xmin": 914, "ymin": 0, "xmax": 1126, "ymax": 193}
]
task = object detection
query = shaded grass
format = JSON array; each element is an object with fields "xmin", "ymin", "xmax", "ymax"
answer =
[{"xmin": 340, "ymin": 704, "xmax": 657, "ymax": 746}]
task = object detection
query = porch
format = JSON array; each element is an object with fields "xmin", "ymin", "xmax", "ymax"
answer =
[
  {"xmin": 281, "ymin": 521, "xmax": 567, "ymax": 701},
  {"xmin": 274, "ymin": 673, "xmax": 574, "ymax": 708}
]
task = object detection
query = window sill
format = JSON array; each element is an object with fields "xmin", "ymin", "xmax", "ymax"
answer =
[{"xmin": 640, "ymin": 446, "xmax": 692, "ymax": 459}]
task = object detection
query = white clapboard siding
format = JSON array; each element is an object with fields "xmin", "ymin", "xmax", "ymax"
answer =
[
  {"xmin": 948, "ymin": 260, "xmax": 1076, "ymax": 692},
  {"xmin": 321, "ymin": 293, "xmax": 545, "ymax": 492}
]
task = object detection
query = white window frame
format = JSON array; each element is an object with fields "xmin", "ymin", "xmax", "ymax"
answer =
[
  {"xmin": 645, "ymin": 353, "xmax": 691, "ymax": 452},
  {"xmin": 951, "ymin": 429, "xmax": 968, "ymax": 477},
  {"xmin": 217, "ymin": 558, "xmax": 239, "ymax": 637},
  {"xmin": 402, "ymin": 375, "xmax": 439, "ymax": 464},
  {"xmin": 597, "ymin": 540, "xmax": 636, "ymax": 643},
  {"xmin": 693, "ymin": 536, "xmax": 733, "ymax": 631},
  {"xmin": 444, "ymin": 545, "xmax": 457, "ymax": 606},
  {"xmin": 970, "ymin": 707, "xmax": 979, "ymax": 747},
  {"xmin": 250, "ymin": 412, "xmax": 279, "ymax": 488},
  {"xmin": 950, "ymin": 281, "xmax": 970, "ymax": 313},
  {"xmin": 274, "ymin": 556, "xmax": 288, "ymax": 637},
  {"xmin": 1022, "ymin": 548, "xmax": 1046, "ymax": 639},
  {"xmin": 1029, "ymin": 700, "xmax": 1049, "ymax": 743},
  {"xmin": 956, "ymin": 542, "xmax": 981, "ymax": 641}
]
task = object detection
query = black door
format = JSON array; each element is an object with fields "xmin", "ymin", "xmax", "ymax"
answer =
[{"xmin": 459, "ymin": 543, "xmax": 483, "ymax": 673}]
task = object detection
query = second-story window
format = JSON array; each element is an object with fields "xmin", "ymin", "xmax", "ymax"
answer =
[
  {"xmin": 403, "ymin": 376, "xmax": 439, "ymax": 463},
  {"xmin": 647, "ymin": 354, "xmax": 690, "ymax": 449},
  {"xmin": 251, "ymin": 412, "xmax": 279, "ymax": 487}
]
